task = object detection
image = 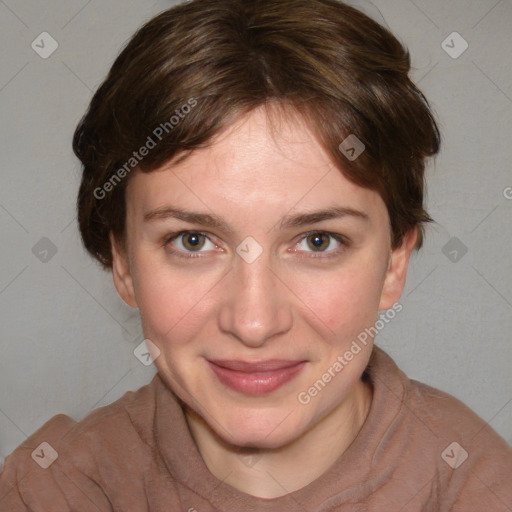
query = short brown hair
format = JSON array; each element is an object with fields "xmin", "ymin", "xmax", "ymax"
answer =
[{"xmin": 74, "ymin": 0, "xmax": 441, "ymax": 270}]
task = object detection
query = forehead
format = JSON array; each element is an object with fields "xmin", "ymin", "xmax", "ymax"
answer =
[{"xmin": 125, "ymin": 106, "xmax": 385, "ymax": 221}]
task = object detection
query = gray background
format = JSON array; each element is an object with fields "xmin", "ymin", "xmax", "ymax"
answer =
[{"xmin": 1, "ymin": 0, "xmax": 511, "ymax": 469}]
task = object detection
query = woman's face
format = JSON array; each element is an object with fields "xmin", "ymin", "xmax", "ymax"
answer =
[{"xmin": 112, "ymin": 106, "xmax": 413, "ymax": 449}]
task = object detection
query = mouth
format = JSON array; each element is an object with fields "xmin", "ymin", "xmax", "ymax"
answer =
[{"xmin": 207, "ymin": 359, "xmax": 307, "ymax": 395}]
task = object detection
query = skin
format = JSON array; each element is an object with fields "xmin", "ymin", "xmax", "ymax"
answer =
[{"xmin": 110, "ymin": 105, "xmax": 417, "ymax": 498}]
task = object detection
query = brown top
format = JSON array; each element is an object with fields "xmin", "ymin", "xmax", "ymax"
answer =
[{"xmin": 1, "ymin": 346, "xmax": 511, "ymax": 512}]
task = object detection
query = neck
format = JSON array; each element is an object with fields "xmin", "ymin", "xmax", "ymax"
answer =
[{"xmin": 185, "ymin": 378, "xmax": 373, "ymax": 499}]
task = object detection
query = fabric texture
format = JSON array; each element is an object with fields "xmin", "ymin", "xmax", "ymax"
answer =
[{"xmin": 1, "ymin": 346, "xmax": 511, "ymax": 512}]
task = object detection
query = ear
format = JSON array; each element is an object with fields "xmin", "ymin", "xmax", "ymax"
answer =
[
  {"xmin": 378, "ymin": 228, "xmax": 418, "ymax": 311},
  {"xmin": 110, "ymin": 231, "xmax": 138, "ymax": 308}
]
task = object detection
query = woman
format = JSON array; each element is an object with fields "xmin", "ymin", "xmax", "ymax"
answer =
[{"xmin": 1, "ymin": 0, "xmax": 510, "ymax": 510}]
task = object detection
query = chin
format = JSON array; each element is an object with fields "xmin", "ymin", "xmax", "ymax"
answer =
[
  {"xmin": 216, "ymin": 407, "xmax": 307, "ymax": 450},
  {"xmin": 225, "ymin": 429, "xmax": 297, "ymax": 451}
]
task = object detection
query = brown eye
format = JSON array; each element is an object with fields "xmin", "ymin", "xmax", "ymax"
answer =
[
  {"xmin": 165, "ymin": 231, "xmax": 217, "ymax": 257},
  {"xmin": 181, "ymin": 232, "xmax": 206, "ymax": 251},
  {"xmin": 294, "ymin": 231, "xmax": 349, "ymax": 259},
  {"xmin": 306, "ymin": 233, "xmax": 330, "ymax": 252}
]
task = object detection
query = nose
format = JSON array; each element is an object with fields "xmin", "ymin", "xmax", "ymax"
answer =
[{"xmin": 218, "ymin": 250, "xmax": 293, "ymax": 348}]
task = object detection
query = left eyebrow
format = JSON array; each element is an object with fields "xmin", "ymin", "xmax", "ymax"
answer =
[
  {"xmin": 143, "ymin": 205, "xmax": 370, "ymax": 232},
  {"xmin": 278, "ymin": 206, "xmax": 370, "ymax": 230}
]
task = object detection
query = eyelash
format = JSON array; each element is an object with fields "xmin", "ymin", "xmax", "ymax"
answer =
[{"xmin": 162, "ymin": 230, "xmax": 350, "ymax": 261}]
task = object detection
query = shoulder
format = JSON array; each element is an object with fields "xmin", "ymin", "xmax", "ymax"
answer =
[
  {"xmin": 371, "ymin": 346, "xmax": 509, "ymax": 450},
  {"xmin": 410, "ymin": 379, "xmax": 512, "ymax": 509},
  {"xmin": 0, "ymin": 374, "xmax": 161, "ymax": 511},
  {"xmin": 371, "ymin": 347, "xmax": 512, "ymax": 509},
  {"xmin": 406, "ymin": 375, "xmax": 510, "ymax": 453},
  {"xmin": 30, "ymin": 372, "xmax": 158, "ymax": 456}
]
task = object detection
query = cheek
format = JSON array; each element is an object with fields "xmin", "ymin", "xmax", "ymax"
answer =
[
  {"xmin": 291, "ymin": 255, "xmax": 387, "ymax": 340},
  {"xmin": 131, "ymin": 256, "xmax": 217, "ymax": 345}
]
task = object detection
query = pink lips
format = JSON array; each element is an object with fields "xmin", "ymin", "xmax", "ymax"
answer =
[{"xmin": 207, "ymin": 359, "xmax": 307, "ymax": 395}]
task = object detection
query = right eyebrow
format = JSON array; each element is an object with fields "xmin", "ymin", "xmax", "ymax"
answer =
[{"xmin": 143, "ymin": 206, "xmax": 234, "ymax": 232}]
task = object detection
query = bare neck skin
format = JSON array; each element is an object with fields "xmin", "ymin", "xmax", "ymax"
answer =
[{"xmin": 185, "ymin": 378, "xmax": 373, "ymax": 499}]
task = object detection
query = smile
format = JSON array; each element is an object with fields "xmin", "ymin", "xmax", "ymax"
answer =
[{"xmin": 207, "ymin": 359, "xmax": 307, "ymax": 395}]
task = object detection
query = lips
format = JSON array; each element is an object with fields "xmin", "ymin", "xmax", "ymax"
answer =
[
  {"xmin": 209, "ymin": 359, "xmax": 304, "ymax": 372},
  {"xmin": 207, "ymin": 359, "xmax": 307, "ymax": 395}
]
